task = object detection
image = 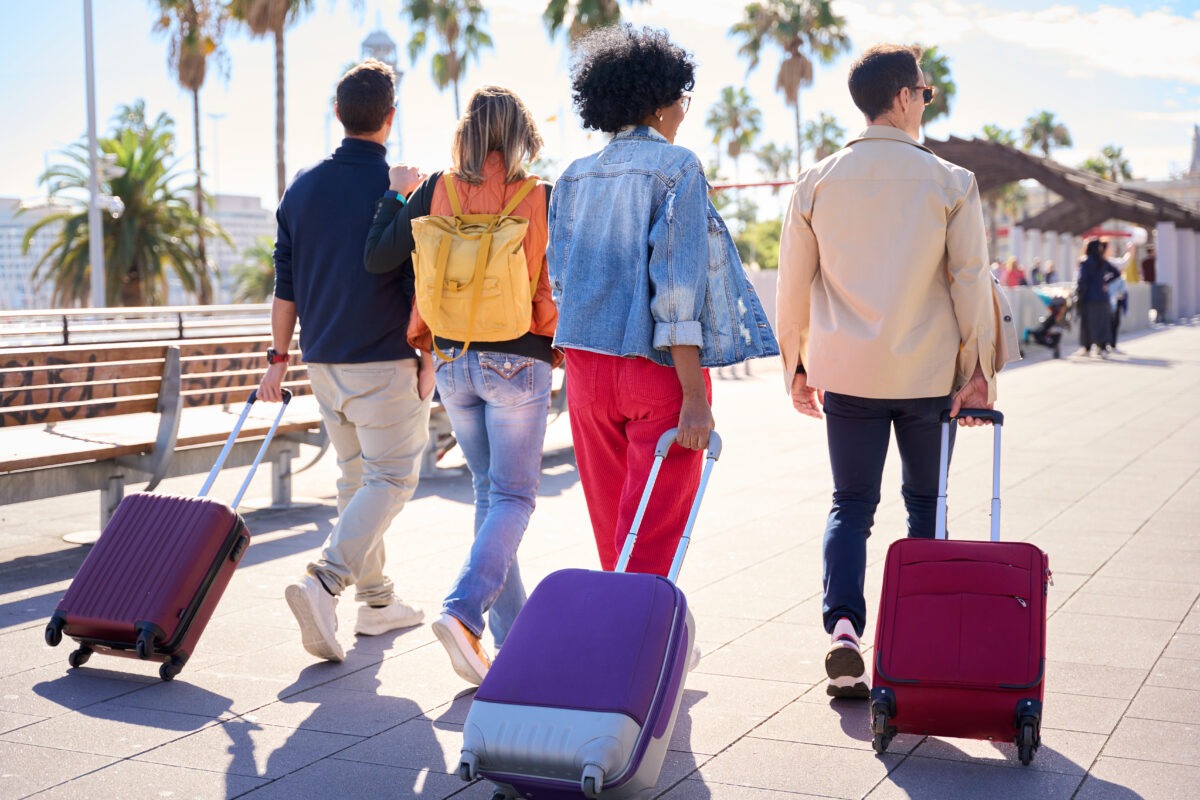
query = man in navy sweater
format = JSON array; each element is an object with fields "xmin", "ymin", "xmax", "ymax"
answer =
[{"xmin": 258, "ymin": 59, "xmax": 431, "ymax": 662}]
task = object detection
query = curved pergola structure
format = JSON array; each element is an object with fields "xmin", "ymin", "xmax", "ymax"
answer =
[{"xmin": 925, "ymin": 136, "xmax": 1200, "ymax": 234}]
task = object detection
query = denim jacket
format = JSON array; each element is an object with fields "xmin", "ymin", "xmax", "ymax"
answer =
[{"xmin": 547, "ymin": 127, "xmax": 778, "ymax": 368}]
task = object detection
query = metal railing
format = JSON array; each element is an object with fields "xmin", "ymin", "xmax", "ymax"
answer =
[{"xmin": 0, "ymin": 304, "xmax": 272, "ymax": 349}]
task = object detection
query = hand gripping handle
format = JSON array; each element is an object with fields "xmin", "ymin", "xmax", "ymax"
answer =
[{"xmin": 614, "ymin": 428, "xmax": 722, "ymax": 583}]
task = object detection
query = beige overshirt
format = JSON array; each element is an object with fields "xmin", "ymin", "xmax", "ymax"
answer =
[{"xmin": 776, "ymin": 125, "xmax": 1000, "ymax": 402}]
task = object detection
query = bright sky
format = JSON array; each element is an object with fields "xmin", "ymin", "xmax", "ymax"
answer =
[{"xmin": 2, "ymin": 0, "xmax": 1198, "ymax": 208}]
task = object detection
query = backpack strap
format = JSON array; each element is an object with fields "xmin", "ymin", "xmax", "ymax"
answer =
[
  {"xmin": 444, "ymin": 174, "xmax": 464, "ymax": 216},
  {"xmin": 499, "ymin": 177, "xmax": 539, "ymax": 218}
]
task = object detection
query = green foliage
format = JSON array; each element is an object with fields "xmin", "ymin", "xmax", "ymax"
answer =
[
  {"xmin": 733, "ymin": 218, "xmax": 783, "ymax": 270},
  {"xmin": 543, "ymin": 0, "xmax": 648, "ymax": 41},
  {"xmin": 404, "ymin": 0, "xmax": 492, "ymax": 118},
  {"xmin": 801, "ymin": 111, "xmax": 844, "ymax": 161},
  {"xmin": 755, "ymin": 142, "xmax": 795, "ymax": 194},
  {"xmin": 1021, "ymin": 110, "xmax": 1072, "ymax": 159},
  {"xmin": 981, "ymin": 124, "xmax": 1016, "ymax": 147},
  {"xmin": 705, "ymin": 86, "xmax": 763, "ymax": 169},
  {"xmin": 232, "ymin": 236, "xmax": 276, "ymax": 303},
  {"xmin": 917, "ymin": 45, "xmax": 955, "ymax": 130},
  {"xmin": 22, "ymin": 101, "xmax": 230, "ymax": 307}
]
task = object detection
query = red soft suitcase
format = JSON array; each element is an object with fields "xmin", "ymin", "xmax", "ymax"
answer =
[
  {"xmin": 44, "ymin": 390, "xmax": 292, "ymax": 681},
  {"xmin": 870, "ymin": 409, "xmax": 1051, "ymax": 765}
]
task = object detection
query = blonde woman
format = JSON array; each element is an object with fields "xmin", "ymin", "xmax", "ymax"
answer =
[{"xmin": 365, "ymin": 86, "xmax": 556, "ymax": 685}]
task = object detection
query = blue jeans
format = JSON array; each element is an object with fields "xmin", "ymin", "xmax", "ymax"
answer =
[
  {"xmin": 821, "ymin": 391, "xmax": 955, "ymax": 637},
  {"xmin": 436, "ymin": 349, "xmax": 552, "ymax": 647}
]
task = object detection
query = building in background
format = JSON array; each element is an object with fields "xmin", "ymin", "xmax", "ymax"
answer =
[
  {"xmin": 165, "ymin": 193, "xmax": 275, "ymax": 305},
  {"xmin": 1127, "ymin": 125, "xmax": 1200, "ymax": 214},
  {"xmin": 360, "ymin": 24, "xmax": 403, "ymax": 162},
  {"xmin": 0, "ymin": 198, "xmax": 59, "ymax": 310}
]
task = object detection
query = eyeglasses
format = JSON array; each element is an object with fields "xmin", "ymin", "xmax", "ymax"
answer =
[
  {"xmin": 912, "ymin": 85, "xmax": 935, "ymax": 106},
  {"xmin": 680, "ymin": 93, "xmax": 692, "ymax": 114}
]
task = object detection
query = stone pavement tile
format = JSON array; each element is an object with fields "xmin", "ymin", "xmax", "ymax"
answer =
[
  {"xmin": 1147, "ymin": 657, "xmax": 1200, "ymax": 689},
  {"xmin": 695, "ymin": 622, "xmax": 829, "ymax": 685},
  {"xmin": 1046, "ymin": 613, "xmax": 1177, "ymax": 670},
  {"xmin": 910, "ymin": 728, "xmax": 1106, "ymax": 775},
  {"xmin": 1045, "ymin": 572, "xmax": 1089, "ymax": 615},
  {"xmin": 1124, "ymin": 684, "xmax": 1200, "ymax": 725},
  {"xmin": 670, "ymin": 675, "xmax": 807, "ymax": 756},
  {"xmin": 133, "ymin": 717, "xmax": 362, "ymax": 780},
  {"xmin": 241, "ymin": 684, "xmax": 425, "ymax": 738},
  {"xmin": 236, "ymin": 757, "xmax": 466, "ymax": 799},
  {"xmin": 0, "ymin": 661, "xmax": 156, "ymax": 718},
  {"xmin": 694, "ymin": 615, "xmax": 770, "ymax": 649},
  {"xmin": 1027, "ymin": 530, "xmax": 1132, "ymax": 576},
  {"xmin": 751, "ymin": 697, "xmax": 923, "ymax": 756},
  {"xmin": 1097, "ymin": 545, "xmax": 1200, "ymax": 583},
  {"xmin": 326, "ymin": 642, "xmax": 477, "ymax": 717},
  {"xmin": 0, "ymin": 741, "xmax": 117, "ymax": 798},
  {"xmin": 1162, "ymin": 632, "xmax": 1200, "ymax": 660},
  {"xmin": 118, "ymin": 669, "xmax": 295, "ymax": 719},
  {"xmin": 1059, "ymin": 577, "xmax": 1199, "ymax": 622},
  {"xmin": 1044, "ymin": 661, "xmax": 1148, "ymax": 700},
  {"xmin": 29, "ymin": 756, "xmax": 269, "ymax": 799},
  {"xmin": 1043, "ymin": 691, "xmax": 1129, "ymax": 735},
  {"xmin": 1181, "ymin": 603, "xmax": 1200, "ymax": 634},
  {"xmin": 0, "ymin": 627, "xmax": 66, "ymax": 679},
  {"xmin": 658, "ymin": 779, "xmax": 830, "ymax": 798},
  {"xmin": 334, "ymin": 716, "xmax": 463, "ymax": 774},
  {"xmin": 659, "ymin": 746, "xmax": 714, "ymax": 793},
  {"xmin": 862, "ymin": 755, "xmax": 1083, "ymax": 799},
  {"xmin": 686, "ymin": 566, "xmax": 822, "ymax": 623},
  {"xmin": 696, "ymin": 736, "xmax": 903, "ymax": 797},
  {"xmin": 1076, "ymin": 757, "xmax": 1200, "ymax": 800},
  {"xmin": 1103, "ymin": 716, "xmax": 1200, "ymax": 767},
  {"xmin": 0, "ymin": 700, "xmax": 221, "ymax": 758},
  {"xmin": 0, "ymin": 709, "xmax": 42, "ymax": 736}
]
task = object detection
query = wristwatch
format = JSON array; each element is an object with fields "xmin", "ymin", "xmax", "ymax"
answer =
[{"xmin": 266, "ymin": 347, "xmax": 290, "ymax": 366}]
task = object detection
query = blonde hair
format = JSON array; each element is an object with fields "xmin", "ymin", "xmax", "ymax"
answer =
[{"xmin": 451, "ymin": 85, "xmax": 544, "ymax": 184}]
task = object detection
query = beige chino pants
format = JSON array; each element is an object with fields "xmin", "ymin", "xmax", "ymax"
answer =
[{"xmin": 306, "ymin": 359, "xmax": 431, "ymax": 605}]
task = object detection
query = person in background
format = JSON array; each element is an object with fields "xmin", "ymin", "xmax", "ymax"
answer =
[
  {"xmin": 262, "ymin": 59, "xmax": 432, "ymax": 663},
  {"xmin": 364, "ymin": 85, "xmax": 556, "ymax": 686},
  {"xmin": 1076, "ymin": 238, "xmax": 1120, "ymax": 357}
]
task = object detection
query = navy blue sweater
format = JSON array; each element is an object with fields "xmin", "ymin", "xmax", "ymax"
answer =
[{"xmin": 273, "ymin": 138, "xmax": 417, "ymax": 363}]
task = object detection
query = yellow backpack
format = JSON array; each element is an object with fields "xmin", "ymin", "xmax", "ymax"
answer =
[{"xmin": 411, "ymin": 175, "xmax": 540, "ymax": 361}]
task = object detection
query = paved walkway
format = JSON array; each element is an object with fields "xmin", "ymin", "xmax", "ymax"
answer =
[{"xmin": 1, "ymin": 324, "xmax": 1198, "ymax": 799}]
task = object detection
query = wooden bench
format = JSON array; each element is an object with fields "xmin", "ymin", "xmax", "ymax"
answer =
[{"xmin": 0, "ymin": 337, "xmax": 325, "ymax": 527}]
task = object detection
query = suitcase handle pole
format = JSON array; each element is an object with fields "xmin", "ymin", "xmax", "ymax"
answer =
[
  {"xmin": 198, "ymin": 389, "xmax": 293, "ymax": 505},
  {"xmin": 614, "ymin": 428, "xmax": 722, "ymax": 583},
  {"xmin": 936, "ymin": 408, "xmax": 1003, "ymax": 542}
]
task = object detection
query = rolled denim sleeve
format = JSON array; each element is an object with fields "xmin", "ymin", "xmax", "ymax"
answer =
[{"xmin": 648, "ymin": 162, "xmax": 707, "ymax": 350}]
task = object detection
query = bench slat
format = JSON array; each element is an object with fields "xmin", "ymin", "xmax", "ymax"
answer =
[{"xmin": 1, "ymin": 395, "xmax": 161, "ymax": 427}]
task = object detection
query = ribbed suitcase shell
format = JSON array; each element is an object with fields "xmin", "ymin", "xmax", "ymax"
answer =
[
  {"xmin": 48, "ymin": 493, "xmax": 248, "ymax": 675},
  {"xmin": 872, "ymin": 537, "xmax": 1049, "ymax": 741}
]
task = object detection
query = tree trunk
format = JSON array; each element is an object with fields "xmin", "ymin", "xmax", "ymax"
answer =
[
  {"xmin": 274, "ymin": 26, "xmax": 286, "ymax": 201},
  {"xmin": 193, "ymin": 87, "xmax": 211, "ymax": 304},
  {"xmin": 120, "ymin": 268, "xmax": 143, "ymax": 307},
  {"xmin": 793, "ymin": 96, "xmax": 803, "ymax": 172}
]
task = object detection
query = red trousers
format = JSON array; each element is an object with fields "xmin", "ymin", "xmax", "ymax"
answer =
[{"xmin": 565, "ymin": 349, "xmax": 712, "ymax": 576}]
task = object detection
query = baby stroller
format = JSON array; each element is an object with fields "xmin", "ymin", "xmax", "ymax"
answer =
[{"xmin": 1023, "ymin": 294, "xmax": 1071, "ymax": 359}]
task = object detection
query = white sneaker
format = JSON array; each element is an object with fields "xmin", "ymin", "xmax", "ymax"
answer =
[
  {"xmin": 825, "ymin": 617, "xmax": 868, "ymax": 699},
  {"xmin": 431, "ymin": 612, "xmax": 491, "ymax": 685},
  {"xmin": 355, "ymin": 599, "xmax": 424, "ymax": 636},
  {"xmin": 284, "ymin": 575, "xmax": 344, "ymax": 662}
]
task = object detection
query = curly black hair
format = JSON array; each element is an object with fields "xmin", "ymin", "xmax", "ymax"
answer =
[{"xmin": 570, "ymin": 25, "xmax": 696, "ymax": 134}]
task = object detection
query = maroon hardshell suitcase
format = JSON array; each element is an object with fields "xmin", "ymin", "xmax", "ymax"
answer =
[
  {"xmin": 870, "ymin": 409, "xmax": 1051, "ymax": 765},
  {"xmin": 44, "ymin": 390, "xmax": 292, "ymax": 681}
]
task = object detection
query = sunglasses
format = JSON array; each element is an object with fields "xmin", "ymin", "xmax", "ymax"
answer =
[{"xmin": 913, "ymin": 85, "xmax": 935, "ymax": 106}]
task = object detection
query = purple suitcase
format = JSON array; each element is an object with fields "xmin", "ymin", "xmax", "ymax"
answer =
[
  {"xmin": 458, "ymin": 428, "xmax": 721, "ymax": 800},
  {"xmin": 44, "ymin": 390, "xmax": 291, "ymax": 681}
]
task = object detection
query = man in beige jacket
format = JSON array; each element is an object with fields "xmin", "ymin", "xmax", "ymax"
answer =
[{"xmin": 776, "ymin": 44, "xmax": 999, "ymax": 700}]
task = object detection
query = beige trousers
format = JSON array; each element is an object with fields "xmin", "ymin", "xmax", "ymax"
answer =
[{"xmin": 305, "ymin": 360, "xmax": 431, "ymax": 605}]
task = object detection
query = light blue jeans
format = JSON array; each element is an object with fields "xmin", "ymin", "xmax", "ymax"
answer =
[{"xmin": 436, "ymin": 349, "xmax": 552, "ymax": 647}]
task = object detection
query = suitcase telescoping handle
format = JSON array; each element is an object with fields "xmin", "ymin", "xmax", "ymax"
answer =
[
  {"xmin": 936, "ymin": 408, "xmax": 1004, "ymax": 542},
  {"xmin": 614, "ymin": 428, "xmax": 722, "ymax": 583},
  {"xmin": 198, "ymin": 389, "xmax": 293, "ymax": 507}
]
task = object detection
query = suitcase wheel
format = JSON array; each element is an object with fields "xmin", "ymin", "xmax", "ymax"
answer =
[
  {"xmin": 870, "ymin": 693, "xmax": 897, "ymax": 755},
  {"xmin": 136, "ymin": 631, "xmax": 156, "ymax": 660},
  {"xmin": 581, "ymin": 763, "xmax": 604, "ymax": 799},
  {"xmin": 159, "ymin": 661, "xmax": 182, "ymax": 682},
  {"xmin": 45, "ymin": 619, "xmax": 64, "ymax": 648},
  {"xmin": 458, "ymin": 751, "xmax": 478, "ymax": 782},
  {"xmin": 1017, "ymin": 719, "xmax": 1039, "ymax": 765},
  {"xmin": 68, "ymin": 647, "xmax": 92, "ymax": 669}
]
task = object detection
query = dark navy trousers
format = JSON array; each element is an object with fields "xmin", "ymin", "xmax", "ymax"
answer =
[{"xmin": 821, "ymin": 391, "xmax": 955, "ymax": 636}]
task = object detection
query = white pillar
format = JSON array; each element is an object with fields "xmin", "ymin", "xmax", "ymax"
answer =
[
  {"xmin": 1193, "ymin": 231, "xmax": 1200, "ymax": 317},
  {"xmin": 1179, "ymin": 229, "xmax": 1197, "ymax": 319},
  {"xmin": 1011, "ymin": 226, "xmax": 1025, "ymax": 267},
  {"xmin": 1156, "ymin": 222, "xmax": 1178, "ymax": 322},
  {"xmin": 1057, "ymin": 233, "xmax": 1074, "ymax": 284},
  {"xmin": 1024, "ymin": 228, "xmax": 1040, "ymax": 268}
]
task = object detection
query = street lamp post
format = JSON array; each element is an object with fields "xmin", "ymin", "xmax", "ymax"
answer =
[{"xmin": 84, "ymin": 0, "xmax": 104, "ymax": 308}]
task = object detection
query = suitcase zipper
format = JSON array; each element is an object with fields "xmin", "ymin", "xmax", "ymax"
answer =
[{"xmin": 1014, "ymin": 596, "xmax": 1027, "ymax": 608}]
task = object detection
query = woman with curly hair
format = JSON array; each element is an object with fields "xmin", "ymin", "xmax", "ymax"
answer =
[{"xmin": 548, "ymin": 25, "xmax": 778, "ymax": 581}]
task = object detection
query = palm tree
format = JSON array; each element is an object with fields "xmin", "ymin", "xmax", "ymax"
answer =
[
  {"xmin": 542, "ymin": 0, "xmax": 647, "ymax": 42},
  {"xmin": 755, "ymin": 141, "xmax": 794, "ymax": 194},
  {"xmin": 1100, "ymin": 145, "xmax": 1133, "ymax": 182},
  {"xmin": 227, "ymin": 0, "xmax": 314, "ymax": 201},
  {"xmin": 232, "ymin": 236, "xmax": 276, "ymax": 302},
  {"xmin": 22, "ymin": 102, "xmax": 229, "ymax": 307},
  {"xmin": 801, "ymin": 111, "xmax": 844, "ymax": 162},
  {"xmin": 731, "ymin": 0, "xmax": 850, "ymax": 169},
  {"xmin": 404, "ymin": 0, "xmax": 492, "ymax": 118},
  {"xmin": 1021, "ymin": 110, "xmax": 1072, "ymax": 160},
  {"xmin": 917, "ymin": 45, "xmax": 955, "ymax": 133},
  {"xmin": 705, "ymin": 86, "xmax": 762, "ymax": 181},
  {"xmin": 152, "ymin": 0, "xmax": 225, "ymax": 304}
]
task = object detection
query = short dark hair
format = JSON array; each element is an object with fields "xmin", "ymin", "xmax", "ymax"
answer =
[
  {"xmin": 336, "ymin": 59, "xmax": 395, "ymax": 136},
  {"xmin": 1085, "ymin": 238, "xmax": 1104, "ymax": 259},
  {"xmin": 570, "ymin": 25, "xmax": 695, "ymax": 134},
  {"xmin": 847, "ymin": 44, "xmax": 923, "ymax": 121}
]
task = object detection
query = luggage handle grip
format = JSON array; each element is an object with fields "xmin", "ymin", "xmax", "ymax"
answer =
[
  {"xmin": 199, "ymin": 389, "xmax": 293, "ymax": 505},
  {"xmin": 939, "ymin": 408, "xmax": 1004, "ymax": 425},
  {"xmin": 615, "ymin": 428, "xmax": 721, "ymax": 583}
]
